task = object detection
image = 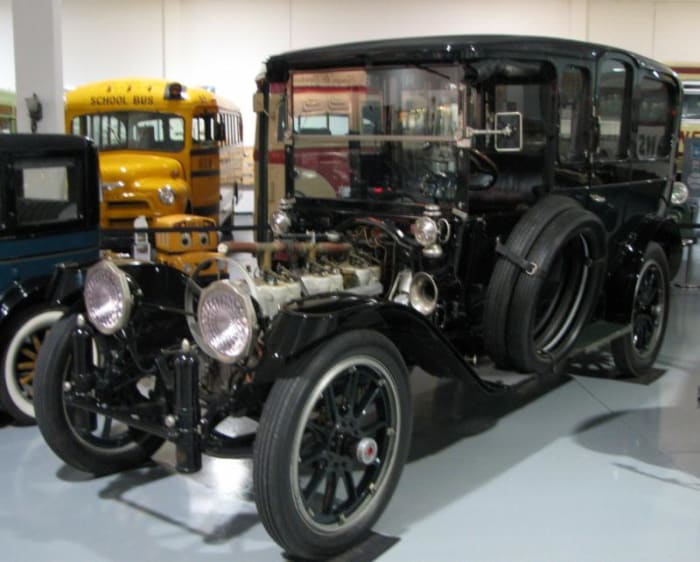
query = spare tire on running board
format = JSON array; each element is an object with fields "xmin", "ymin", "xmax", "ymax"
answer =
[
  {"xmin": 483, "ymin": 195, "xmax": 581, "ymax": 368},
  {"xmin": 504, "ymin": 206, "xmax": 607, "ymax": 374}
]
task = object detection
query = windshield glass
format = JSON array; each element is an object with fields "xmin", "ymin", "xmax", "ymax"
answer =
[
  {"xmin": 286, "ymin": 60, "xmax": 553, "ymax": 202},
  {"xmin": 71, "ymin": 111, "xmax": 185, "ymax": 152},
  {"xmin": 288, "ymin": 66, "xmax": 462, "ymax": 202}
]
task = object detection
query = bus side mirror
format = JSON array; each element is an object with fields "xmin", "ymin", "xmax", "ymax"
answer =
[{"xmin": 495, "ymin": 112, "xmax": 522, "ymax": 152}]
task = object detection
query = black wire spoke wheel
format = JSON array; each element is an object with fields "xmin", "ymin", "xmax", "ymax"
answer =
[
  {"xmin": 630, "ymin": 259, "xmax": 665, "ymax": 359},
  {"xmin": 253, "ymin": 330, "xmax": 411, "ymax": 560},
  {"xmin": 34, "ymin": 314, "xmax": 164, "ymax": 474},
  {"xmin": 293, "ymin": 358, "xmax": 398, "ymax": 527},
  {"xmin": 63, "ymin": 346, "xmax": 140, "ymax": 453},
  {"xmin": 611, "ymin": 242, "xmax": 670, "ymax": 377}
]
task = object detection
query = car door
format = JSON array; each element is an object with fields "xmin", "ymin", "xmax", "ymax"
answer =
[{"xmin": 589, "ymin": 53, "xmax": 635, "ymax": 234}]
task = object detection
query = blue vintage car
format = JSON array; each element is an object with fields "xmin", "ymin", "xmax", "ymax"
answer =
[{"xmin": 0, "ymin": 134, "xmax": 99, "ymax": 424}]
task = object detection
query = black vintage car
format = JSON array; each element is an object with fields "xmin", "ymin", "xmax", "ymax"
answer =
[{"xmin": 35, "ymin": 36, "xmax": 683, "ymax": 559}]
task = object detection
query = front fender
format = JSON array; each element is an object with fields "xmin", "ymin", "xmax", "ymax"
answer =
[
  {"xmin": 0, "ymin": 279, "xmax": 45, "ymax": 324},
  {"xmin": 253, "ymin": 293, "xmax": 492, "ymax": 394}
]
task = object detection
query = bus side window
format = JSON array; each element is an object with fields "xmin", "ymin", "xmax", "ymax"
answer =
[
  {"xmin": 71, "ymin": 116, "xmax": 83, "ymax": 136},
  {"xmin": 216, "ymin": 113, "xmax": 227, "ymax": 143},
  {"xmin": 193, "ymin": 116, "xmax": 204, "ymax": 143}
]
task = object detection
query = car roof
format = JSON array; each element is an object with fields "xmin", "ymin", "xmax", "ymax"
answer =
[
  {"xmin": 265, "ymin": 34, "xmax": 676, "ymax": 83},
  {"xmin": 0, "ymin": 133, "xmax": 93, "ymax": 152}
]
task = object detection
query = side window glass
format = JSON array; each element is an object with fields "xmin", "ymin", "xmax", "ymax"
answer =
[
  {"xmin": 277, "ymin": 93, "xmax": 288, "ymax": 142},
  {"xmin": 559, "ymin": 66, "xmax": 590, "ymax": 163},
  {"xmin": 14, "ymin": 157, "xmax": 81, "ymax": 226},
  {"xmin": 192, "ymin": 115, "xmax": 216, "ymax": 144},
  {"xmin": 494, "ymin": 83, "xmax": 546, "ymax": 152},
  {"xmin": 597, "ymin": 60, "xmax": 630, "ymax": 159},
  {"xmin": 637, "ymin": 77, "xmax": 673, "ymax": 159}
]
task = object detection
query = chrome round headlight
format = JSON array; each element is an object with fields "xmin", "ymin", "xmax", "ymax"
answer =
[
  {"xmin": 84, "ymin": 260, "xmax": 133, "ymax": 335},
  {"xmin": 159, "ymin": 185, "xmax": 176, "ymax": 205},
  {"xmin": 671, "ymin": 181, "xmax": 689, "ymax": 206},
  {"xmin": 413, "ymin": 216, "xmax": 438, "ymax": 247},
  {"xmin": 197, "ymin": 280, "xmax": 257, "ymax": 363},
  {"xmin": 270, "ymin": 209, "xmax": 291, "ymax": 236}
]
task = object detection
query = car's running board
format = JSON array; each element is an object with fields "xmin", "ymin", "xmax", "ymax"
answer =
[{"xmin": 574, "ymin": 321, "xmax": 631, "ymax": 355}]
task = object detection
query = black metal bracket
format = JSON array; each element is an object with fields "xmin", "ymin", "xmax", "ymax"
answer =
[{"xmin": 495, "ymin": 239, "xmax": 540, "ymax": 276}]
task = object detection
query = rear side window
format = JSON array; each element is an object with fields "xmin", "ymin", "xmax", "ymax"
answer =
[
  {"xmin": 637, "ymin": 77, "xmax": 674, "ymax": 159},
  {"xmin": 597, "ymin": 60, "xmax": 631, "ymax": 160}
]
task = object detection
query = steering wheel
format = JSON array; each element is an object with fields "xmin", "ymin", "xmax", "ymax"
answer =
[{"xmin": 468, "ymin": 148, "xmax": 499, "ymax": 188}]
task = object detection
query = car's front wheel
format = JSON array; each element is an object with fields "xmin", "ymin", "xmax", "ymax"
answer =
[
  {"xmin": 253, "ymin": 330, "xmax": 412, "ymax": 560},
  {"xmin": 0, "ymin": 304, "xmax": 65, "ymax": 425},
  {"xmin": 34, "ymin": 314, "xmax": 164, "ymax": 474}
]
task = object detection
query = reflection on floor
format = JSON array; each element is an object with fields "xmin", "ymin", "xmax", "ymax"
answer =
[{"xmin": 0, "ymin": 287, "xmax": 699, "ymax": 561}]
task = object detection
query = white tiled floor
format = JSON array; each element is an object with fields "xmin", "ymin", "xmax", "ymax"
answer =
[{"xmin": 0, "ymin": 281, "xmax": 699, "ymax": 561}]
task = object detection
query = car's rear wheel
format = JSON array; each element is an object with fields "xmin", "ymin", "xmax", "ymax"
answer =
[
  {"xmin": 611, "ymin": 242, "xmax": 669, "ymax": 376},
  {"xmin": 253, "ymin": 330, "xmax": 412, "ymax": 560}
]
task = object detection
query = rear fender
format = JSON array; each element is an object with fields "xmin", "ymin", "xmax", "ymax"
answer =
[
  {"xmin": 605, "ymin": 215, "xmax": 680, "ymax": 323},
  {"xmin": 253, "ymin": 293, "xmax": 490, "ymax": 394}
]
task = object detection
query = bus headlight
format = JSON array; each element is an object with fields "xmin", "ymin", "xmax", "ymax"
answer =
[
  {"xmin": 84, "ymin": 261, "xmax": 133, "ymax": 335},
  {"xmin": 197, "ymin": 280, "xmax": 257, "ymax": 363},
  {"xmin": 159, "ymin": 185, "xmax": 176, "ymax": 205},
  {"xmin": 671, "ymin": 181, "xmax": 689, "ymax": 206}
]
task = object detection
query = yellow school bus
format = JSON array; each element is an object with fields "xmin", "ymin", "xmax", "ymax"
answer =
[
  {"xmin": 0, "ymin": 89, "xmax": 16, "ymax": 133},
  {"xmin": 66, "ymin": 78, "xmax": 243, "ymax": 229}
]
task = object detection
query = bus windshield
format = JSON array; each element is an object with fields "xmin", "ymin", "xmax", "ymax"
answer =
[{"xmin": 70, "ymin": 111, "xmax": 185, "ymax": 152}]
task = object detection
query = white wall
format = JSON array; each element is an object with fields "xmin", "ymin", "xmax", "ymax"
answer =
[{"xmin": 2, "ymin": 0, "xmax": 700, "ymax": 141}]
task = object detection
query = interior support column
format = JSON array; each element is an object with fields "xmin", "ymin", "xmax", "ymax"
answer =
[{"xmin": 12, "ymin": 0, "xmax": 64, "ymax": 133}]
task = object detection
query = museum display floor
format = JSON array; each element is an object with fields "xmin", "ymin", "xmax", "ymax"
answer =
[{"xmin": 0, "ymin": 283, "xmax": 699, "ymax": 561}]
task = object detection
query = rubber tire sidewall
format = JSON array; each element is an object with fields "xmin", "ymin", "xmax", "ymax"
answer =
[
  {"xmin": 611, "ymin": 242, "xmax": 670, "ymax": 377},
  {"xmin": 0, "ymin": 305, "xmax": 65, "ymax": 425},
  {"xmin": 34, "ymin": 313, "xmax": 164, "ymax": 475},
  {"xmin": 483, "ymin": 195, "xmax": 580, "ymax": 368},
  {"xmin": 505, "ymin": 207, "xmax": 607, "ymax": 374},
  {"xmin": 253, "ymin": 330, "xmax": 412, "ymax": 560}
]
